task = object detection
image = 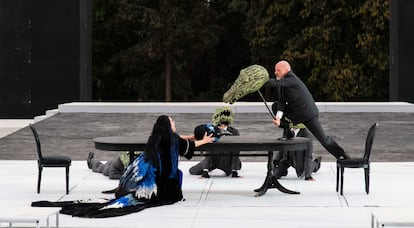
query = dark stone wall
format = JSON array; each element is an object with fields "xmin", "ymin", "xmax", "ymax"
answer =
[
  {"xmin": 0, "ymin": 0, "xmax": 91, "ymax": 118},
  {"xmin": 390, "ymin": 0, "xmax": 414, "ymax": 103}
]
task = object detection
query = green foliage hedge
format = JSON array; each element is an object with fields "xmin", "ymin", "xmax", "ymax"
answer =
[{"xmin": 93, "ymin": 0, "xmax": 389, "ymax": 102}]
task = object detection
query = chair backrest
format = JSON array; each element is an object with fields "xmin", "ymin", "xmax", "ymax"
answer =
[
  {"xmin": 364, "ymin": 123, "xmax": 378, "ymax": 160},
  {"xmin": 29, "ymin": 124, "xmax": 43, "ymax": 160}
]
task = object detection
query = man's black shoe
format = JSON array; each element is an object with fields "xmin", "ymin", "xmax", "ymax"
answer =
[
  {"xmin": 339, "ymin": 154, "xmax": 351, "ymax": 160},
  {"xmin": 201, "ymin": 171, "xmax": 210, "ymax": 178},
  {"xmin": 305, "ymin": 176, "xmax": 315, "ymax": 181},
  {"xmin": 231, "ymin": 171, "xmax": 240, "ymax": 178},
  {"xmin": 283, "ymin": 127, "xmax": 294, "ymax": 139}
]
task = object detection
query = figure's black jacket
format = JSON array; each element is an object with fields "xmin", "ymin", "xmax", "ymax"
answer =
[{"xmin": 266, "ymin": 71, "xmax": 318, "ymax": 124}]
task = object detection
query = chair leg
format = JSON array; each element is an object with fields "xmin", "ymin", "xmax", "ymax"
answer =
[
  {"xmin": 336, "ymin": 164, "xmax": 340, "ymax": 192},
  {"xmin": 364, "ymin": 166, "xmax": 370, "ymax": 194},
  {"xmin": 37, "ymin": 166, "xmax": 42, "ymax": 193},
  {"xmin": 65, "ymin": 166, "xmax": 70, "ymax": 194},
  {"xmin": 340, "ymin": 167, "xmax": 344, "ymax": 195}
]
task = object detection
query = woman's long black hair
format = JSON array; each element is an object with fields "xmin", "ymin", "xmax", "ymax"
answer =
[{"xmin": 143, "ymin": 115, "xmax": 179, "ymax": 173}]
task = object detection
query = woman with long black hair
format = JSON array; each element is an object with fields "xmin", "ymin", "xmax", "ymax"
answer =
[{"xmin": 32, "ymin": 115, "xmax": 214, "ymax": 218}]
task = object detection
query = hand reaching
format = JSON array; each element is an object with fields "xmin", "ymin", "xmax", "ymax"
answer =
[{"xmin": 203, "ymin": 132, "xmax": 215, "ymax": 144}]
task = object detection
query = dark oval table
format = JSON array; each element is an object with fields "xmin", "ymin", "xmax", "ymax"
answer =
[{"xmin": 93, "ymin": 135, "xmax": 310, "ymax": 197}]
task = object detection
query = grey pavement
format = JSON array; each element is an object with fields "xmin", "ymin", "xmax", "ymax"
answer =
[{"xmin": 0, "ymin": 102, "xmax": 414, "ymax": 162}]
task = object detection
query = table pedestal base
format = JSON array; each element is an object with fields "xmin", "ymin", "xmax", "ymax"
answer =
[{"xmin": 254, "ymin": 150, "xmax": 300, "ymax": 197}]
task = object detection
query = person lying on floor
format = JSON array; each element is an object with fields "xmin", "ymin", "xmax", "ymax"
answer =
[{"xmin": 86, "ymin": 151, "xmax": 130, "ymax": 180}]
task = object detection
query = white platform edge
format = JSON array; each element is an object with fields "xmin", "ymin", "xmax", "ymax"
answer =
[
  {"xmin": 58, "ymin": 101, "xmax": 414, "ymax": 113},
  {"xmin": 0, "ymin": 109, "xmax": 58, "ymax": 138}
]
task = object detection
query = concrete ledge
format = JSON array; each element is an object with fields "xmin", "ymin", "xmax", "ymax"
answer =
[
  {"xmin": 0, "ymin": 119, "xmax": 34, "ymax": 138},
  {"xmin": 34, "ymin": 109, "xmax": 59, "ymax": 123},
  {"xmin": 58, "ymin": 101, "xmax": 414, "ymax": 113},
  {"xmin": 316, "ymin": 102, "xmax": 414, "ymax": 112}
]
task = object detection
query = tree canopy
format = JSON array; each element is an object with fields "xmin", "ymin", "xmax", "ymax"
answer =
[{"xmin": 92, "ymin": 0, "xmax": 389, "ymax": 102}]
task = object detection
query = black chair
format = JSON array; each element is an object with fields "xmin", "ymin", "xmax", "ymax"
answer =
[
  {"xmin": 29, "ymin": 124, "xmax": 71, "ymax": 194},
  {"xmin": 336, "ymin": 123, "xmax": 378, "ymax": 195}
]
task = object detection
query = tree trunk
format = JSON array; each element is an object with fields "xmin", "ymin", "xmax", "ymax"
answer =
[{"xmin": 165, "ymin": 52, "xmax": 172, "ymax": 101}]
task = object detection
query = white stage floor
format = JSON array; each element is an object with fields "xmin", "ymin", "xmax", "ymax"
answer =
[{"xmin": 1, "ymin": 160, "xmax": 413, "ymax": 228}]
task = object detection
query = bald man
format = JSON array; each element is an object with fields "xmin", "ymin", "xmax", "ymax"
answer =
[{"xmin": 265, "ymin": 60, "xmax": 350, "ymax": 160}]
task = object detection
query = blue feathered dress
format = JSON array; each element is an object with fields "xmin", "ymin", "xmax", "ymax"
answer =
[{"xmin": 32, "ymin": 136, "xmax": 195, "ymax": 218}]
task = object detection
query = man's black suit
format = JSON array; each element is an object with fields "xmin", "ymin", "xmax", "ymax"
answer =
[{"xmin": 266, "ymin": 71, "xmax": 347, "ymax": 159}]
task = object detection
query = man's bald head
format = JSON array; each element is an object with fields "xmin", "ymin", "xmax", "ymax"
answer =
[{"xmin": 274, "ymin": 60, "xmax": 291, "ymax": 79}]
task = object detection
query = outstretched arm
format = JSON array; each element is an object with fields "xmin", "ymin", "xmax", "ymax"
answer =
[
  {"xmin": 180, "ymin": 134, "xmax": 195, "ymax": 140},
  {"xmin": 180, "ymin": 132, "xmax": 214, "ymax": 159}
]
